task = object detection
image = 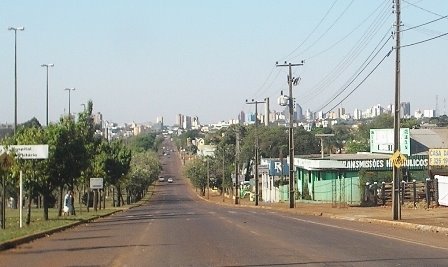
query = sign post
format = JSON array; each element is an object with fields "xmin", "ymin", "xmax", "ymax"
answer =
[{"xmin": 0, "ymin": 145, "xmax": 49, "ymax": 228}]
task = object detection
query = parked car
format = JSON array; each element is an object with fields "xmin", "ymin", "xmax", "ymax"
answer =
[
  {"xmin": 158, "ymin": 177, "xmax": 165, "ymax": 182},
  {"xmin": 167, "ymin": 178, "xmax": 173, "ymax": 183}
]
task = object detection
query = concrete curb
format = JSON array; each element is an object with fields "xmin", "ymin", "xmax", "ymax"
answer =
[
  {"xmin": 0, "ymin": 209, "xmax": 122, "ymax": 251},
  {"xmin": 0, "ymin": 191, "xmax": 156, "ymax": 252},
  {"xmin": 198, "ymin": 195, "xmax": 448, "ymax": 235}
]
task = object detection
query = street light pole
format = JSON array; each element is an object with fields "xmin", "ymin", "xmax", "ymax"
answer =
[
  {"xmin": 246, "ymin": 99, "xmax": 266, "ymax": 206},
  {"xmin": 64, "ymin": 88, "xmax": 75, "ymax": 118},
  {"xmin": 41, "ymin": 64, "xmax": 54, "ymax": 126},
  {"xmin": 276, "ymin": 61, "xmax": 303, "ymax": 208},
  {"xmin": 8, "ymin": 26, "xmax": 25, "ymax": 135}
]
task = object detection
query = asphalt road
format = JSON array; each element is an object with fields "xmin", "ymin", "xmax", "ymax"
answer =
[{"xmin": 1, "ymin": 138, "xmax": 448, "ymax": 267}]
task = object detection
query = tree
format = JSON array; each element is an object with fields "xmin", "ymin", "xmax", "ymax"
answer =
[
  {"xmin": 101, "ymin": 140, "xmax": 132, "ymax": 207},
  {"xmin": 127, "ymin": 151, "xmax": 160, "ymax": 202},
  {"xmin": 48, "ymin": 117, "xmax": 89, "ymax": 216},
  {"xmin": 183, "ymin": 158, "xmax": 207, "ymax": 195}
]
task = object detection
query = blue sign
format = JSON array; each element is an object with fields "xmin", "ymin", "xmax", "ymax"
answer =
[{"xmin": 268, "ymin": 159, "xmax": 289, "ymax": 176}]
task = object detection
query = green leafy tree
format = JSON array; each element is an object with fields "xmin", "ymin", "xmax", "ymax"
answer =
[
  {"xmin": 127, "ymin": 151, "xmax": 160, "ymax": 202},
  {"xmin": 183, "ymin": 158, "xmax": 207, "ymax": 195},
  {"xmin": 101, "ymin": 140, "xmax": 132, "ymax": 207}
]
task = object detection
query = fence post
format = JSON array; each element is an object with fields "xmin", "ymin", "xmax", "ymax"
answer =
[
  {"xmin": 425, "ymin": 178, "xmax": 431, "ymax": 209},
  {"xmin": 381, "ymin": 182, "xmax": 386, "ymax": 205},
  {"xmin": 412, "ymin": 179, "xmax": 417, "ymax": 208},
  {"xmin": 434, "ymin": 177, "xmax": 439, "ymax": 207},
  {"xmin": 401, "ymin": 180, "xmax": 406, "ymax": 205}
]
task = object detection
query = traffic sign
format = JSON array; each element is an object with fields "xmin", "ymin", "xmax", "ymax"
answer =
[
  {"xmin": 0, "ymin": 152, "xmax": 14, "ymax": 171},
  {"xmin": 390, "ymin": 150, "xmax": 407, "ymax": 168}
]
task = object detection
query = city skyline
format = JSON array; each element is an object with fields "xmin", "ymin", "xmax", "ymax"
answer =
[{"xmin": 1, "ymin": 1, "xmax": 447, "ymax": 125}]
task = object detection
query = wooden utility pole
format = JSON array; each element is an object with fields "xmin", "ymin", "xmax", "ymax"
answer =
[
  {"xmin": 392, "ymin": 0, "xmax": 402, "ymax": 220},
  {"xmin": 276, "ymin": 61, "xmax": 303, "ymax": 208},
  {"xmin": 246, "ymin": 99, "xmax": 266, "ymax": 206}
]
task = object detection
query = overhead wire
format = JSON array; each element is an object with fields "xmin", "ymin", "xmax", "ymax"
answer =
[
  {"xmin": 402, "ymin": 0, "xmax": 446, "ymax": 18},
  {"xmin": 300, "ymin": 1, "xmax": 391, "ymax": 105},
  {"xmin": 290, "ymin": 0, "xmax": 355, "ymax": 61},
  {"xmin": 316, "ymin": 31, "xmax": 392, "ymax": 112},
  {"xmin": 305, "ymin": 0, "xmax": 389, "ymax": 61},
  {"xmin": 400, "ymin": 32, "xmax": 448, "ymax": 48},
  {"xmin": 324, "ymin": 49, "xmax": 393, "ymax": 115},
  {"xmin": 400, "ymin": 15, "xmax": 448, "ymax": 33},
  {"xmin": 281, "ymin": 0, "xmax": 339, "ymax": 61}
]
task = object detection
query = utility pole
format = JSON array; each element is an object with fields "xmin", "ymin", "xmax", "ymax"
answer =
[
  {"xmin": 276, "ymin": 61, "xmax": 303, "ymax": 208},
  {"xmin": 222, "ymin": 148, "xmax": 225, "ymax": 202},
  {"xmin": 246, "ymin": 99, "xmax": 266, "ymax": 206},
  {"xmin": 235, "ymin": 126, "xmax": 240, "ymax": 204},
  {"xmin": 392, "ymin": 0, "xmax": 402, "ymax": 220},
  {"xmin": 315, "ymin": 134, "xmax": 335, "ymax": 159}
]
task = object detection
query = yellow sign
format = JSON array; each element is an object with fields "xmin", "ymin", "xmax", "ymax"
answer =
[
  {"xmin": 429, "ymin": 148, "xmax": 448, "ymax": 166},
  {"xmin": 389, "ymin": 150, "xmax": 407, "ymax": 168},
  {"xmin": 0, "ymin": 152, "xmax": 14, "ymax": 171}
]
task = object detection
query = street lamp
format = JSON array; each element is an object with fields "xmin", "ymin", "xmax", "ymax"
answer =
[
  {"xmin": 41, "ymin": 64, "xmax": 54, "ymax": 126},
  {"xmin": 64, "ymin": 88, "xmax": 75, "ymax": 118},
  {"xmin": 8, "ymin": 26, "xmax": 25, "ymax": 135}
]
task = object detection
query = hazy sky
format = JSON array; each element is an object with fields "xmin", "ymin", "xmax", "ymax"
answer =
[{"xmin": 1, "ymin": 0, "xmax": 447, "ymax": 125}]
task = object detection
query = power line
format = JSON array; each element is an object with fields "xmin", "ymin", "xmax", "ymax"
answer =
[
  {"xmin": 403, "ymin": 0, "xmax": 446, "ymax": 18},
  {"xmin": 324, "ymin": 49, "xmax": 392, "ymax": 115},
  {"xmin": 316, "ymin": 32, "xmax": 392, "ymax": 112},
  {"xmin": 282, "ymin": 0, "xmax": 339, "ymax": 61},
  {"xmin": 400, "ymin": 15, "xmax": 448, "ymax": 33},
  {"xmin": 400, "ymin": 32, "xmax": 448, "ymax": 48},
  {"xmin": 290, "ymin": 0, "xmax": 355, "ymax": 61},
  {"xmin": 305, "ymin": 0, "xmax": 389, "ymax": 61},
  {"xmin": 301, "ymin": 4, "xmax": 391, "ymax": 104}
]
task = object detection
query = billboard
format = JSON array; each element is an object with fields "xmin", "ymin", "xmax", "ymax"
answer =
[
  {"xmin": 370, "ymin": 128, "xmax": 410, "ymax": 155},
  {"xmin": 429, "ymin": 149, "xmax": 448, "ymax": 166}
]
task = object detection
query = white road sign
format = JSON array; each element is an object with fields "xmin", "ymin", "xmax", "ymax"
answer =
[
  {"xmin": 0, "ymin": 145, "xmax": 49, "ymax": 159},
  {"xmin": 90, "ymin": 178, "xmax": 104, "ymax": 189}
]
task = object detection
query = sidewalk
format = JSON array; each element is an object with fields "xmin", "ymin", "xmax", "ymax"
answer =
[{"xmin": 206, "ymin": 194, "xmax": 448, "ymax": 235}]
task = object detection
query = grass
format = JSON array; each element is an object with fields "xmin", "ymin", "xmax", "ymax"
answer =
[
  {"xmin": 0, "ymin": 205, "xmax": 121, "ymax": 243},
  {"xmin": 1, "ymin": 186, "xmax": 155, "ymax": 244}
]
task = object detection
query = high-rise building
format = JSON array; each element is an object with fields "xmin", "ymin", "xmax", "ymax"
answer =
[
  {"xmin": 353, "ymin": 109, "xmax": 362, "ymax": 120},
  {"xmin": 92, "ymin": 112, "xmax": 103, "ymax": 127},
  {"xmin": 400, "ymin": 102, "xmax": 411, "ymax": 118},
  {"xmin": 176, "ymin": 114, "xmax": 184, "ymax": 128},
  {"xmin": 296, "ymin": 103, "xmax": 303, "ymax": 121},
  {"xmin": 183, "ymin": 115, "xmax": 192, "ymax": 129},
  {"xmin": 239, "ymin": 111, "xmax": 246, "ymax": 124},
  {"xmin": 423, "ymin": 109, "xmax": 436, "ymax": 118}
]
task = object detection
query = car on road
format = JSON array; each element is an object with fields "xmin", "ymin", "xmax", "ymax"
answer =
[
  {"xmin": 158, "ymin": 177, "xmax": 165, "ymax": 182},
  {"xmin": 167, "ymin": 178, "xmax": 173, "ymax": 183}
]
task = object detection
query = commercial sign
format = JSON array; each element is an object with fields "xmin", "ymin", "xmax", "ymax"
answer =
[
  {"xmin": 429, "ymin": 149, "xmax": 448, "ymax": 167},
  {"xmin": 268, "ymin": 159, "xmax": 289, "ymax": 176},
  {"xmin": 0, "ymin": 145, "xmax": 49, "ymax": 159},
  {"xmin": 90, "ymin": 178, "xmax": 104, "ymax": 189},
  {"xmin": 341, "ymin": 155, "xmax": 428, "ymax": 171},
  {"xmin": 370, "ymin": 128, "xmax": 410, "ymax": 155}
]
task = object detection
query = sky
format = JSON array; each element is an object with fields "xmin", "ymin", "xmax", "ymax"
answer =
[{"xmin": 0, "ymin": 0, "xmax": 447, "ymax": 125}]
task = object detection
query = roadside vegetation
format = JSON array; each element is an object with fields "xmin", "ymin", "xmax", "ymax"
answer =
[
  {"xmin": 0, "ymin": 100, "xmax": 162, "ymax": 242},
  {"xmin": 177, "ymin": 114, "xmax": 429, "ymax": 194}
]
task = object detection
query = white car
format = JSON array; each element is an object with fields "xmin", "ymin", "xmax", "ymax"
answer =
[
  {"xmin": 158, "ymin": 177, "xmax": 165, "ymax": 182},
  {"xmin": 167, "ymin": 178, "xmax": 173, "ymax": 183}
]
